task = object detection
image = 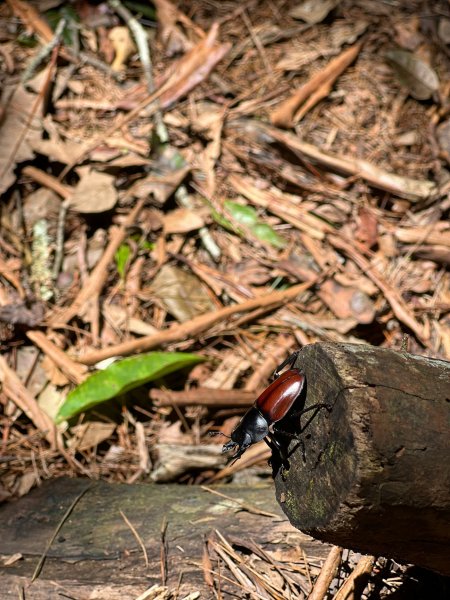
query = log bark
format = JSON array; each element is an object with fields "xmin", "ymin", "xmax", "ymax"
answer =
[
  {"xmin": 0, "ymin": 477, "xmax": 329, "ymax": 598},
  {"xmin": 273, "ymin": 343, "xmax": 450, "ymax": 575}
]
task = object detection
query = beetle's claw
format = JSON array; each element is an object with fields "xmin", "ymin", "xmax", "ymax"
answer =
[{"xmin": 280, "ymin": 463, "xmax": 290, "ymax": 481}]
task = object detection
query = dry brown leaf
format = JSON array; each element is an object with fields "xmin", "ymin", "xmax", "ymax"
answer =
[
  {"xmin": 159, "ymin": 24, "xmax": 231, "ymax": 108},
  {"xmin": 0, "ymin": 84, "xmax": 43, "ymax": 194},
  {"xmin": 162, "ymin": 207, "xmax": 205, "ymax": 233},
  {"xmin": 69, "ymin": 167, "xmax": 117, "ymax": 213},
  {"xmin": 128, "ymin": 147, "xmax": 191, "ymax": 204},
  {"xmin": 355, "ymin": 207, "xmax": 379, "ymax": 249},
  {"xmin": 193, "ymin": 102, "xmax": 226, "ymax": 196},
  {"xmin": 289, "ymin": 0, "xmax": 341, "ymax": 24},
  {"xmin": 150, "ymin": 264, "xmax": 216, "ymax": 322},
  {"xmin": 102, "ymin": 304, "xmax": 159, "ymax": 336},
  {"xmin": 329, "ymin": 235, "xmax": 429, "ymax": 343},
  {"xmin": 6, "ymin": 0, "xmax": 54, "ymax": 42},
  {"xmin": 12, "ymin": 472, "xmax": 37, "ymax": 498},
  {"xmin": 437, "ymin": 119, "xmax": 450, "ymax": 155},
  {"xmin": 30, "ymin": 116, "xmax": 86, "ymax": 164},
  {"xmin": 386, "ymin": 49, "xmax": 439, "ymax": 100},
  {"xmin": 202, "ymin": 353, "xmax": 251, "ymax": 390},
  {"xmin": 37, "ymin": 383, "xmax": 65, "ymax": 421},
  {"xmin": 438, "ymin": 18, "xmax": 450, "ymax": 44},
  {"xmin": 41, "ymin": 356, "xmax": 69, "ymax": 387},
  {"xmin": 153, "ymin": 0, "xmax": 193, "ymax": 55},
  {"xmin": 319, "ymin": 280, "xmax": 375, "ymax": 324},
  {"xmin": 69, "ymin": 422, "xmax": 117, "ymax": 452},
  {"xmin": 393, "ymin": 16, "xmax": 423, "ymax": 50},
  {"xmin": 23, "ymin": 188, "xmax": 60, "ymax": 229}
]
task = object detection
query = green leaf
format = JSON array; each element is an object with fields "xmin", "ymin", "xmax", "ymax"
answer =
[
  {"xmin": 250, "ymin": 223, "xmax": 287, "ymax": 248},
  {"xmin": 224, "ymin": 201, "xmax": 287, "ymax": 248},
  {"xmin": 115, "ymin": 244, "xmax": 131, "ymax": 280},
  {"xmin": 123, "ymin": 1, "xmax": 157, "ymax": 19},
  {"xmin": 56, "ymin": 352, "xmax": 204, "ymax": 423},
  {"xmin": 46, "ymin": 5, "xmax": 79, "ymax": 45},
  {"xmin": 224, "ymin": 201, "xmax": 258, "ymax": 225},
  {"xmin": 209, "ymin": 206, "xmax": 236, "ymax": 232}
]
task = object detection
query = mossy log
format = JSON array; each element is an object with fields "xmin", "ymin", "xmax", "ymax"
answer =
[{"xmin": 273, "ymin": 343, "xmax": 450, "ymax": 575}]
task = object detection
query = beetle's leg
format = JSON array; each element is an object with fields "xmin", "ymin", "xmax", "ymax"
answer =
[
  {"xmin": 270, "ymin": 404, "xmax": 331, "ymax": 443},
  {"xmin": 265, "ymin": 435, "xmax": 290, "ymax": 470},
  {"xmin": 230, "ymin": 441, "xmax": 250, "ymax": 461},
  {"xmin": 291, "ymin": 402, "xmax": 332, "ymax": 418},
  {"xmin": 272, "ymin": 350, "xmax": 301, "ymax": 379},
  {"xmin": 267, "ymin": 434, "xmax": 291, "ymax": 478},
  {"xmin": 271, "ymin": 429, "xmax": 306, "ymax": 467}
]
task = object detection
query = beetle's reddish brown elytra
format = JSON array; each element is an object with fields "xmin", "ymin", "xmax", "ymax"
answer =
[{"xmin": 212, "ymin": 351, "xmax": 331, "ymax": 469}]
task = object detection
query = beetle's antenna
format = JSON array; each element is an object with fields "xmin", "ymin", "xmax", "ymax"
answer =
[{"xmin": 208, "ymin": 430, "xmax": 231, "ymax": 439}]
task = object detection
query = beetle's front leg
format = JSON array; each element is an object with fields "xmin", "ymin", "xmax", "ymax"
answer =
[{"xmin": 264, "ymin": 434, "xmax": 290, "ymax": 472}]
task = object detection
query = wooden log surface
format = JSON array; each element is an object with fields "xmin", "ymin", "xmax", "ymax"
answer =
[
  {"xmin": 0, "ymin": 477, "xmax": 330, "ymax": 598},
  {"xmin": 273, "ymin": 343, "xmax": 450, "ymax": 575}
]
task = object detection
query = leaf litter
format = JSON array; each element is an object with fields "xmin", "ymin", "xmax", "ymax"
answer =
[{"xmin": 0, "ymin": 0, "xmax": 449, "ymax": 597}]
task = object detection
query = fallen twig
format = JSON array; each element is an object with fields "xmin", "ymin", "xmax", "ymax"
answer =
[
  {"xmin": 271, "ymin": 42, "xmax": 363, "ymax": 128},
  {"xmin": 50, "ymin": 198, "xmax": 146, "ymax": 327},
  {"xmin": 230, "ymin": 120, "xmax": 437, "ymax": 201},
  {"xmin": 78, "ymin": 278, "xmax": 319, "ymax": 365},
  {"xmin": 26, "ymin": 330, "xmax": 87, "ymax": 384},
  {"xmin": 150, "ymin": 387, "xmax": 254, "ymax": 407},
  {"xmin": 0, "ymin": 355, "xmax": 61, "ymax": 448},
  {"xmin": 308, "ymin": 545, "xmax": 343, "ymax": 600},
  {"xmin": 31, "ymin": 482, "xmax": 93, "ymax": 582},
  {"xmin": 334, "ymin": 554, "xmax": 376, "ymax": 600}
]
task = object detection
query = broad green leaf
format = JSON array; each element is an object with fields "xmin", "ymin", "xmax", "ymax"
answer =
[
  {"xmin": 224, "ymin": 201, "xmax": 258, "ymax": 225},
  {"xmin": 56, "ymin": 352, "xmax": 204, "ymax": 423},
  {"xmin": 209, "ymin": 205, "xmax": 236, "ymax": 232},
  {"xmin": 115, "ymin": 243, "xmax": 131, "ymax": 279},
  {"xmin": 250, "ymin": 223, "xmax": 287, "ymax": 248}
]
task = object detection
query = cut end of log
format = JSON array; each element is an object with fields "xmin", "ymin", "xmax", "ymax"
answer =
[{"xmin": 273, "ymin": 343, "xmax": 450, "ymax": 575}]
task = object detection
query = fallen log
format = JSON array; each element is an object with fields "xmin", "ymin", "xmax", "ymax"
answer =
[
  {"xmin": 273, "ymin": 343, "xmax": 450, "ymax": 575},
  {"xmin": 0, "ymin": 478, "xmax": 329, "ymax": 598}
]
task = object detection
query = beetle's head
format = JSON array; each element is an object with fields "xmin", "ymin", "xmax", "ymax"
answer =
[{"xmin": 222, "ymin": 407, "xmax": 269, "ymax": 460}]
